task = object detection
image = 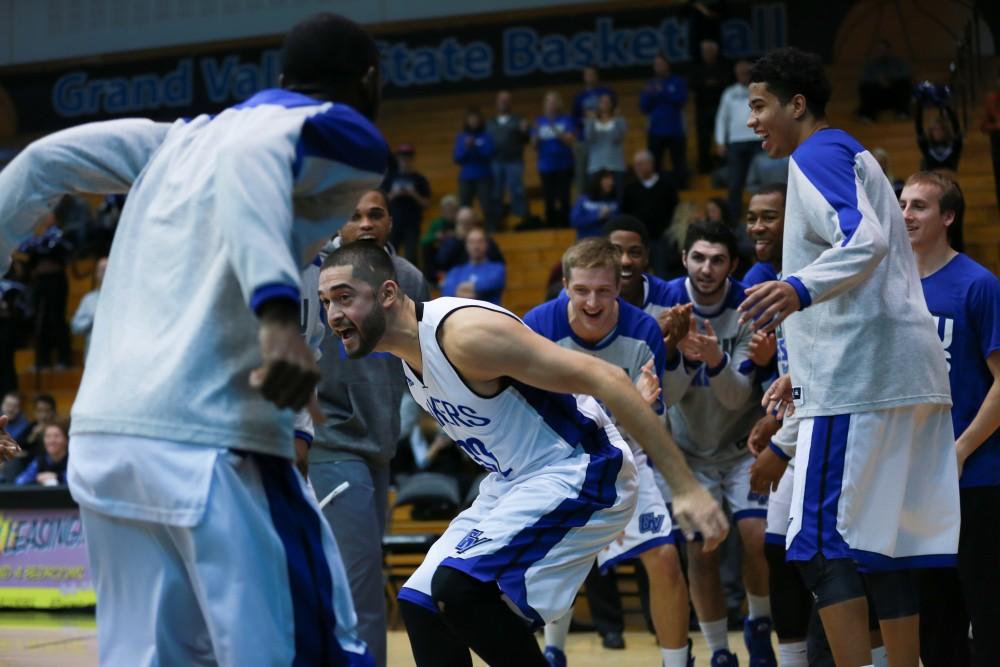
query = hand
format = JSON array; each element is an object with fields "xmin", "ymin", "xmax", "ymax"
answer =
[
  {"xmin": 748, "ymin": 331, "xmax": 777, "ymax": 367},
  {"xmin": 671, "ymin": 485, "xmax": 730, "ymax": 552},
  {"xmin": 956, "ymin": 436, "xmax": 973, "ymax": 478},
  {"xmin": 739, "ymin": 280, "xmax": 801, "ymax": 333},
  {"xmin": 456, "ymin": 281, "xmax": 476, "ymax": 298},
  {"xmin": 762, "ymin": 374, "xmax": 795, "ymax": 420},
  {"xmin": 634, "ymin": 359, "xmax": 662, "ymax": 407},
  {"xmin": 250, "ymin": 304, "xmax": 321, "ymax": 411},
  {"xmin": 294, "ymin": 437, "xmax": 310, "ymax": 480},
  {"xmin": 36, "ymin": 471, "xmax": 59, "ymax": 486},
  {"xmin": 659, "ymin": 303, "xmax": 692, "ymax": 349},
  {"xmin": 748, "ymin": 414, "xmax": 781, "ymax": 456},
  {"xmin": 0, "ymin": 416, "xmax": 21, "ymax": 462},
  {"xmin": 677, "ymin": 319, "xmax": 724, "ymax": 368},
  {"xmin": 750, "ymin": 446, "xmax": 788, "ymax": 495}
]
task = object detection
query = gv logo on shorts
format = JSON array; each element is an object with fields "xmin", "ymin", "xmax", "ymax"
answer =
[
  {"xmin": 638, "ymin": 513, "xmax": 665, "ymax": 534},
  {"xmin": 455, "ymin": 529, "xmax": 491, "ymax": 554}
]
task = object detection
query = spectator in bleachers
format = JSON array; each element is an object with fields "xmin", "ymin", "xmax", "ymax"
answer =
[
  {"xmin": 573, "ymin": 66, "xmax": 618, "ymax": 194},
  {"xmin": 453, "ymin": 108, "xmax": 495, "ymax": 227},
  {"xmin": 436, "ymin": 207, "xmax": 505, "ymax": 274},
  {"xmin": 15, "ymin": 419, "xmax": 69, "ymax": 486},
  {"xmin": 641, "ymin": 53, "xmax": 690, "ymax": 188},
  {"xmin": 661, "ymin": 201, "xmax": 702, "ymax": 279},
  {"xmin": 0, "ymin": 274, "xmax": 29, "ymax": 397},
  {"xmin": 570, "ymin": 170, "xmax": 620, "ymax": 239},
  {"xmin": 916, "ymin": 100, "xmax": 962, "ymax": 172},
  {"xmin": 487, "ymin": 91, "xmax": 530, "ymax": 227},
  {"xmin": 858, "ymin": 39, "xmax": 912, "ymax": 123},
  {"xmin": 583, "ymin": 94, "xmax": 627, "ymax": 198},
  {"xmin": 621, "ymin": 149, "xmax": 679, "ymax": 276},
  {"xmin": 705, "ymin": 196, "xmax": 752, "ymax": 276},
  {"xmin": 533, "ymin": 92, "xmax": 576, "ymax": 228},
  {"xmin": 4, "ymin": 393, "xmax": 58, "ymax": 483},
  {"xmin": 871, "ymin": 147, "xmax": 904, "ymax": 198},
  {"xmin": 70, "ymin": 255, "xmax": 107, "ymax": 360},
  {"xmin": 1, "ymin": 392, "xmax": 29, "ymax": 446},
  {"xmin": 692, "ymin": 39, "xmax": 731, "ymax": 174},
  {"xmin": 715, "ymin": 60, "xmax": 760, "ymax": 218},
  {"xmin": 441, "ymin": 227, "xmax": 506, "ymax": 304},
  {"xmin": 386, "ymin": 143, "xmax": 431, "ymax": 264},
  {"xmin": 982, "ymin": 68, "xmax": 1000, "ymax": 211},
  {"xmin": 745, "ymin": 151, "xmax": 789, "ymax": 194},
  {"xmin": 421, "ymin": 194, "xmax": 459, "ymax": 282},
  {"xmin": 19, "ymin": 220, "xmax": 72, "ymax": 370}
]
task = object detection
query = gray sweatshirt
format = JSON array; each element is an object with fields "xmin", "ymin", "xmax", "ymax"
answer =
[{"xmin": 310, "ymin": 249, "xmax": 430, "ymax": 467}]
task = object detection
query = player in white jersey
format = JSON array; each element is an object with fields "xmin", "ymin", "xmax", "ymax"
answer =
[
  {"xmin": 741, "ymin": 47, "xmax": 957, "ymax": 667},
  {"xmin": 0, "ymin": 13, "xmax": 385, "ymax": 666},
  {"xmin": 317, "ymin": 242, "xmax": 729, "ymax": 666},
  {"xmin": 525, "ymin": 238, "xmax": 694, "ymax": 667},
  {"xmin": 902, "ymin": 172, "xmax": 1000, "ymax": 667}
]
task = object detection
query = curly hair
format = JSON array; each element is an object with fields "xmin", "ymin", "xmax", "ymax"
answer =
[{"xmin": 750, "ymin": 47, "xmax": 831, "ymax": 119}]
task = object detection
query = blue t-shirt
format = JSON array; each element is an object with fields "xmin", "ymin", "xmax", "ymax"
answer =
[
  {"xmin": 743, "ymin": 261, "xmax": 778, "ymax": 287},
  {"xmin": 533, "ymin": 115, "xmax": 575, "ymax": 173},
  {"xmin": 441, "ymin": 261, "xmax": 506, "ymax": 305},
  {"xmin": 921, "ymin": 253, "xmax": 1000, "ymax": 488}
]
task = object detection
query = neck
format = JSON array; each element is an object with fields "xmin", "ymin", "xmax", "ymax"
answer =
[
  {"xmin": 621, "ymin": 281, "xmax": 643, "ymax": 309},
  {"xmin": 567, "ymin": 300, "xmax": 618, "ymax": 344},
  {"xmin": 914, "ymin": 240, "xmax": 958, "ymax": 278},
  {"xmin": 794, "ymin": 116, "xmax": 830, "ymax": 150},
  {"xmin": 689, "ymin": 277, "xmax": 728, "ymax": 307},
  {"xmin": 376, "ymin": 298, "xmax": 422, "ymax": 370}
]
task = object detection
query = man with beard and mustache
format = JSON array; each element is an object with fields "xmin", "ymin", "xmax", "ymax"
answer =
[
  {"xmin": 303, "ymin": 189, "xmax": 430, "ymax": 667},
  {"xmin": 657, "ymin": 219, "xmax": 777, "ymax": 667},
  {"xmin": 317, "ymin": 242, "xmax": 729, "ymax": 667}
]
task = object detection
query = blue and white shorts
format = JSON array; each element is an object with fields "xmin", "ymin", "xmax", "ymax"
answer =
[
  {"xmin": 597, "ymin": 453, "xmax": 674, "ymax": 572},
  {"xmin": 398, "ymin": 442, "xmax": 636, "ymax": 626}
]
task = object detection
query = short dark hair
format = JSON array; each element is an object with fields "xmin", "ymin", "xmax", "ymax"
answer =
[
  {"xmin": 280, "ymin": 13, "xmax": 379, "ymax": 92},
  {"xmin": 603, "ymin": 214, "xmax": 650, "ymax": 247},
  {"xmin": 683, "ymin": 219, "xmax": 739, "ymax": 261},
  {"xmin": 35, "ymin": 394, "xmax": 56, "ymax": 410},
  {"xmin": 904, "ymin": 171, "xmax": 965, "ymax": 251},
  {"xmin": 361, "ymin": 188, "xmax": 389, "ymax": 209},
  {"xmin": 588, "ymin": 169, "xmax": 616, "ymax": 200},
  {"xmin": 752, "ymin": 182, "xmax": 788, "ymax": 202},
  {"xmin": 321, "ymin": 241, "xmax": 397, "ymax": 289},
  {"xmin": 750, "ymin": 47, "xmax": 831, "ymax": 119}
]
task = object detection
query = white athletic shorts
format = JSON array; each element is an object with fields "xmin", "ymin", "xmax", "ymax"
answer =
[
  {"xmin": 765, "ymin": 464, "xmax": 795, "ymax": 547},
  {"xmin": 786, "ymin": 404, "xmax": 960, "ymax": 571},
  {"xmin": 596, "ymin": 453, "xmax": 675, "ymax": 572},
  {"xmin": 693, "ymin": 454, "xmax": 769, "ymax": 521},
  {"xmin": 398, "ymin": 442, "xmax": 636, "ymax": 626}
]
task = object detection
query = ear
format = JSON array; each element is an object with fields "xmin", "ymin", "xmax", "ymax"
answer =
[
  {"xmin": 278, "ymin": 73, "xmax": 285, "ymax": 89},
  {"xmin": 729, "ymin": 256, "xmax": 739, "ymax": 275},
  {"xmin": 380, "ymin": 279, "xmax": 399, "ymax": 307},
  {"xmin": 941, "ymin": 209, "xmax": 956, "ymax": 228},
  {"xmin": 791, "ymin": 93, "xmax": 808, "ymax": 120}
]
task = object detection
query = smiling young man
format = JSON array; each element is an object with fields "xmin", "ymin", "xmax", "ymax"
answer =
[
  {"xmin": 656, "ymin": 219, "xmax": 775, "ymax": 667},
  {"xmin": 524, "ymin": 238, "xmax": 694, "ymax": 667},
  {"xmin": 318, "ymin": 242, "xmax": 728, "ymax": 667},
  {"xmin": 901, "ymin": 171, "xmax": 1000, "ymax": 667},
  {"xmin": 740, "ymin": 48, "xmax": 957, "ymax": 667}
]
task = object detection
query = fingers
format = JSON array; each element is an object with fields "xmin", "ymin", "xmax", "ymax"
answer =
[
  {"xmin": 252, "ymin": 361, "xmax": 321, "ymax": 410},
  {"xmin": 699, "ymin": 507, "xmax": 730, "ymax": 552},
  {"xmin": 0, "ymin": 415, "xmax": 7, "ymax": 430},
  {"xmin": 703, "ymin": 320, "xmax": 716, "ymax": 338}
]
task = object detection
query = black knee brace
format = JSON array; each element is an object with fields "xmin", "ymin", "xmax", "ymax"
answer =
[
  {"xmin": 863, "ymin": 568, "xmax": 919, "ymax": 620},
  {"xmin": 796, "ymin": 554, "xmax": 867, "ymax": 610},
  {"xmin": 765, "ymin": 542, "xmax": 813, "ymax": 639}
]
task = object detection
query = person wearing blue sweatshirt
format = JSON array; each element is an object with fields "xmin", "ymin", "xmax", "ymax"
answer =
[
  {"xmin": 15, "ymin": 421, "xmax": 68, "ymax": 486},
  {"xmin": 570, "ymin": 170, "xmax": 619, "ymax": 239},
  {"xmin": 641, "ymin": 54, "xmax": 690, "ymax": 189},
  {"xmin": 441, "ymin": 227, "xmax": 506, "ymax": 304},
  {"xmin": 533, "ymin": 91, "xmax": 576, "ymax": 227},
  {"xmin": 453, "ymin": 108, "xmax": 496, "ymax": 227}
]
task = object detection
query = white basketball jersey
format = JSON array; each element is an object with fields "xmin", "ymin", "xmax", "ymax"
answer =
[{"xmin": 402, "ymin": 297, "xmax": 624, "ymax": 480}]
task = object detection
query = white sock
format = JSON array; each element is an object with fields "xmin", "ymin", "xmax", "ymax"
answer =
[
  {"xmin": 543, "ymin": 609, "xmax": 572, "ymax": 650},
  {"xmin": 747, "ymin": 594, "xmax": 772, "ymax": 620},
  {"xmin": 699, "ymin": 618, "xmax": 729, "ymax": 653},
  {"xmin": 778, "ymin": 640, "xmax": 808, "ymax": 667},
  {"xmin": 871, "ymin": 645, "xmax": 889, "ymax": 667},
  {"xmin": 661, "ymin": 645, "xmax": 689, "ymax": 667}
]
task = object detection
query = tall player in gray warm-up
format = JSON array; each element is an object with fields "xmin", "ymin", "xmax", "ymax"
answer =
[
  {"xmin": 317, "ymin": 242, "xmax": 728, "ymax": 667},
  {"xmin": 307, "ymin": 189, "xmax": 430, "ymax": 667}
]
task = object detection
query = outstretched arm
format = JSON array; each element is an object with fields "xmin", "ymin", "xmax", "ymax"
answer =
[{"xmin": 440, "ymin": 307, "xmax": 730, "ymax": 549}]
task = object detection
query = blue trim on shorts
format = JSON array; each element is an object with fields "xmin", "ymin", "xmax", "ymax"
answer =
[
  {"xmin": 765, "ymin": 531, "xmax": 786, "ymax": 546},
  {"xmin": 398, "ymin": 587, "xmax": 439, "ymax": 613},
  {"xmin": 259, "ymin": 453, "xmax": 373, "ymax": 667},
  {"xmin": 733, "ymin": 508, "xmax": 768, "ymax": 521},
  {"xmin": 439, "ymin": 446, "xmax": 624, "ymax": 628},
  {"xmin": 851, "ymin": 549, "xmax": 957, "ymax": 573},
  {"xmin": 788, "ymin": 414, "xmax": 851, "ymax": 563},
  {"xmin": 598, "ymin": 536, "xmax": 674, "ymax": 573}
]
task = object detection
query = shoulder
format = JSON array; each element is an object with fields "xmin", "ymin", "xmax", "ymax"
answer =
[
  {"xmin": 956, "ymin": 254, "xmax": 1000, "ymax": 299},
  {"xmin": 619, "ymin": 299, "xmax": 664, "ymax": 344},
  {"xmin": 523, "ymin": 296, "xmax": 564, "ymax": 330},
  {"xmin": 661, "ymin": 276, "xmax": 690, "ymax": 305},
  {"xmin": 743, "ymin": 262, "xmax": 777, "ymax": 287},
  {"xmin": 724, "ymin": 278, "xmax": 749, "ymax": 307},
  {"xmin": 295, "ymin": 100, "xmax": 387, "ymax": 176}
]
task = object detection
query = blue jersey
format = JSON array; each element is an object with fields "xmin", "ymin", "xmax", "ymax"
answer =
[
  {"xmin": 921, "ymin": 254, "xmax": 1000, "ymax": 487},
  {"xmin": 743, "ymin": 261, "xmax": 778, "ymax": 287},
  {"xmin": 640, "ymin": 273, "xmax": 674, "ymax": 322}
]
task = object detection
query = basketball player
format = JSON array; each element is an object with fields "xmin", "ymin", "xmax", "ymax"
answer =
[
  {"xmin": 525, "ymin": 238, "xmax": 694, "ymax": 667},
  {"xmin": 651, "ymin": 219, "xmax": 775, "ymax": 667},
  {"xmin": 902, "ymin": 171, "xmax": 1000, "ymax": 667},
  {"xmin": 740, "ymin": 47, "xmax": 958, "ymax": 667},
  {"xmin": 318, "ymin": 242, "xmax": 729, "ymax": 666},
  {"xmin": 0, "ymin": 13, "xmax": 385, "ymax": 665}
]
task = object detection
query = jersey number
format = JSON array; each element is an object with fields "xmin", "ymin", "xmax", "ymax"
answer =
[{"xmin": 455, "ymin": 437, "xmax": 513, "ymax": 478}]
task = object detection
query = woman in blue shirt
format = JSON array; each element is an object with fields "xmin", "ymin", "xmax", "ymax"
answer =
[
  {"xmin": 453, "ymin": 108, "xmax": 495, "ymax": 226},
  {"xmin": 570, "ymin": 170, "xmax": 619, "ymax": 239},
  {"xmin": 532, "ymin": 91, "xmax": 576, "ymax": 228}
]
